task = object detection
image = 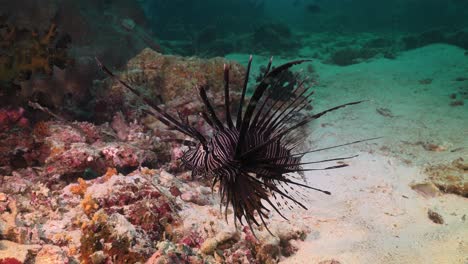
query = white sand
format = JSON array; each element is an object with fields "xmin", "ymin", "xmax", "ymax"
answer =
[
  {"xmin": 226, "ymin": 44, "xmax": 467, "ymax": 263},
  {"xmin": 276, "ymin": 44, "xmax": 468, "ymax": 264}
]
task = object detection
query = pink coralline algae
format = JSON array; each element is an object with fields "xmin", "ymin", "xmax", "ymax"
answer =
[
  {"xmin": 0, "ymin": 107, "xmax": 33, "ymax": 175},
  {"xmin": 0, "ymin": 258, "xmax": 23, "ymax": 264},
  {"xmin": 74, "ymin": 171, "xmax": 182, "ymax": 263},
  {"xmin": 34, "ymin": 116, "xmax": 165, "ymax": 177},
  {"xmin": 96, "ymin": 175, "xmax": 177, "ymax": 241},
  {"xmin": 1, "ymin": 148, "xmax": 309, "ymax": 263},
  {"xmin": 0, "ymin": 51, "xmax": 311, "ymax": 263},
  {"xmin": 0, "ymin": 107, "xmax": 29, "ymax": 130}
]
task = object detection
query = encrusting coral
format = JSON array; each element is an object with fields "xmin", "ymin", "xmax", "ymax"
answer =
[
  {"xmin": 70, "ymin": 177, "xmax": 89, "ymax": 196},
  {"xmin": 93, "ymin": 48, "xmax": 246, "ymax": 123},
  {"xmin": 0, "ymin": 50, "xmax": 312, "ymax": 263},
  {"xmin": 0, "ymin": 21, "xmax": 73, "ymax": 104}
]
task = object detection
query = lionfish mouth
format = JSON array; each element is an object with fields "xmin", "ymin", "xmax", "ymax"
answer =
[{"xmin": 97, "ymin": 56, "xmax": 377, "ymax": 235}]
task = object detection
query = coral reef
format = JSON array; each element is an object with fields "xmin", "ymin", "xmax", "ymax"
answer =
[
  {"xmin": 0, "ymin": 109, "xmax": 169, "ymax": 178},
  {"xmin": 0, "ymin": 22, "xmax": 71, "ymax": 80},
  {"xmin": 0, "ymin": 0, "xmax": 167, "ymax": 121},
  {"xmin": 2, "ymin": 0, "xmax": 158, "ymax": 68},
  {"xmin": 146, "ymin": 241, "xmax": 207, "ymax": 264},
  {"xmin": 252, "ymin": 23, "xmax": 301, "ymax": 55},
  {"xmin": 1, "ymin": 160, "xmax": 309, "ymax": 263},
  {"xmin": 35, "ymin": 245, "xmax": 70, "ymax": 264},
  {"xmin": 0, "ymin": 240, "xmax": 40, "ymax": 263},
  {"xmin": 93, "ymin": 48, "xmax": 246, "ymax": 123},
  {"xmin": 0, "ymin": 107, "xmax": 35, "ymax": 175},
  {"xmin": 0, "ymin": 21, "xmax": 73, "ymax": 106},
  {"xmin": 38, "ymin": 119, "xmax": 163, "ymax": 178},
  {"xmin": 329, "ymin": 47, "xmax": 381, "ymax": 66},
  {"xmin": 79, "ymin": 211, "xmax": 148, "ymax": 263},
  {"xmin": 402, "ymin": 29, "xmax": 468, "ymax": 50},
  {"xmin": 0, "ymin": 31, "xmax": 311, "ymax": 263}
]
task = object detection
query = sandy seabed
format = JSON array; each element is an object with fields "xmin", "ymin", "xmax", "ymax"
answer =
[
  {"xmin": 0, "ymin": 43, "xmax": 465, "ymax": 264},
  {"xmin": 228, "ymin": 44, "xmax": 467, "ymax": 264}
]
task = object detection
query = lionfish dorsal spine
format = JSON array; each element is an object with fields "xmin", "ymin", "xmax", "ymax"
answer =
[
  {"xmin": 198, "ymin": 85, "xmax": 224, "ymax": 131},
  {"xmin": 223, "ymin": 64, "xmax": 234, "ymax": 129},
  {"xmin": 235, "ymin": 59, "xmax": 310, "ymax": 158},
  {"xmin": 235, "ymin": 55, "xmax": 253, "ymax": 130},
  {"xmin": 96, "ymin": 55, "xmax": 376, "ymax": 235},
  {"xmin": 259, "ymin": 77, "xmax": 311, "ymax": 133}
]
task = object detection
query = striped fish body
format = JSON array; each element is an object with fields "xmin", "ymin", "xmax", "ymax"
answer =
[{"xmin": 97, "ymin": 56, "xmax": 367, "ymax": 234}]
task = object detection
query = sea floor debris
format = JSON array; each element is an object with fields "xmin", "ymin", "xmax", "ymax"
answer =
[{"xmin": 0, "ymin": 165, "xmax": 310, "ymax": 263}]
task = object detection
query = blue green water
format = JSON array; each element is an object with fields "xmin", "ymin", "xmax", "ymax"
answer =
[{"xmin": 0, "ymin": 1, "xmax": 467, "ymax": 263}]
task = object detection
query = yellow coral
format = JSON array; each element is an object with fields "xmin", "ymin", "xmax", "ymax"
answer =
[
  {"xmin": 91, "ymin": 211, "xmax": 108, "ymax": 223},
  {"xmin": 70, "ymin": 178, "xmax": 88, "ymax": 196},
  {"xmin": 81, "ymin": 210, "xmax": 108, "ymax": 229},
  {"xmin": 52, "ymin": 232, "xmax": 73, "ymax": 245},
  {"xmin": 0, "ymin": 22, "xmax": 71, "ymax": 85},
  {"xmin": 68, "ymin": 246, "xmax": 78, "ymax": 256},
  {"xmin": 81, "ymin": 194, "xmax": 99, "ymax": 216},
  {"xmin": 49, "ymin": 146, "xmax": 65, "ymax": 157},
  {"xmin": 103, "ymin": 167, "xmax": 118, "ymax": 181},
  {"xmin": 140, "ymin": 167, "xmax": 157, "ymax": 176}
]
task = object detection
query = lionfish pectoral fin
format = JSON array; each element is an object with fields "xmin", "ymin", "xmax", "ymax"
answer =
[
  {"xmin": 240, "ymin": 101, "xmax": 368, "ymax": 159},
  {"xmin": 284, "ymin": 137, "xmax": 382, "ymax": 158},
  {"xmin": 281, "ymin": 179, "xmax": 331, "ymax": 195}
]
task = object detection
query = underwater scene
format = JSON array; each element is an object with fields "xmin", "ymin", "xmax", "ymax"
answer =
[{"xmin": 0, "ymin": 0, "xmax": 467, "ymax": 263}]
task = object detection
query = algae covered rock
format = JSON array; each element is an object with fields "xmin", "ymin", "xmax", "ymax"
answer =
[
  {"xmin": 0, "ymin": 240, "xmax": 41, "ymax": 263},
  {"xmin": 94, "ymin": 48, "xmax": 246, "ymax": 122},
  {"xmin": 146, "ymin": 241, "xmax": 207, "ymax": 264},
  {"xmin": 424, "ymin": 157, "xmax": 468, "ymax": 197}
]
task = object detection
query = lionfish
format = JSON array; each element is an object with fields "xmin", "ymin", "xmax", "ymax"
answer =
[{"xmin": 97, "ymin": 56, "xmax": 372, "ymax": 233}]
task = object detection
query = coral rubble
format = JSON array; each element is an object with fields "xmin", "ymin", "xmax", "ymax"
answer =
[
  {"xmin": 0, "ymin": 164, "xmax": 308, "ymax": 262},
  {"xmin": 0, "ymin": 45, "xmax": 309, "ymax": 263},
  {"xmin": 94, "ymin": 48, "xmax": 246, "ymax": 123},
  {"xmin": 423, "ymin": 158, "xmax": 467, "ymax": 197}
]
